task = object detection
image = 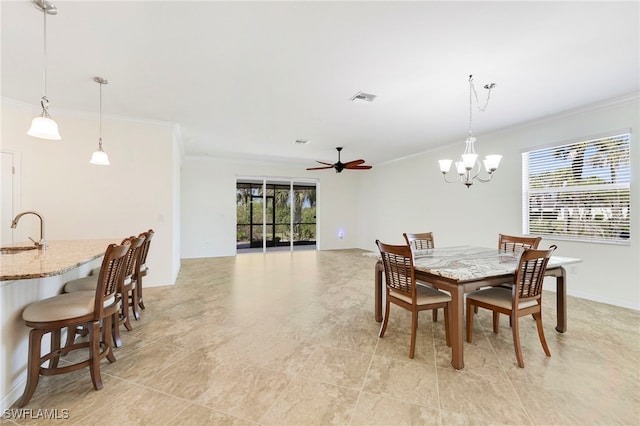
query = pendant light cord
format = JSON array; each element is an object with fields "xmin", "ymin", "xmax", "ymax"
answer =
[
  {"xmin": 98, "ymin": 82, "xmax": 103, "ymax": 148},
  {"xmin": 42, "ymin": 5, "xmax": 47, "ymax": 98},
  {"xmin": 468, "ymin": 74, "xmax": 495, "ymax": 136}
]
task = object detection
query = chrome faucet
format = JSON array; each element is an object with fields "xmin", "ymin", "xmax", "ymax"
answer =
[{"xmin": 10, "ymin": 210, "xmax": 47, "ymax": 249}]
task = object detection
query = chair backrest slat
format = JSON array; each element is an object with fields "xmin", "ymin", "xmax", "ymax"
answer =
[
  {"xmin": 403, "ymin": 232, "xmax": 435, "ymax": 250},
  {"xmin": 138, "ymin": 229, "xmax": 154, "ymax": 268},
  {"xmin": 499, "ymin": 234, "xmax": 541, "ymax": 253},
  {"xmin": 121, "ymin": 235, "xmax": 145, "ymax": 286},
  {"xmin": 94, "ymin": 240, "xmax": 131, "ymax": 317},
  {"xmin": 514, "ymin": 245, "xmax": 557, "ymax": 301},
  {"xmin": 377, "ymin": 240, "xmax": 414, "ymax": 295}
]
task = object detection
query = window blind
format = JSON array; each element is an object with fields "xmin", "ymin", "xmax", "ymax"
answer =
[{"xmin": 522, "ymin": 133, "xmax": 631, "ymax": 244}]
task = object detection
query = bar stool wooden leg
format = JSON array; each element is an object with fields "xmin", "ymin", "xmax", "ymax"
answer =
[
  {"xmin": 88, "ymin": 321, "xmax": 104, "ymax": 390},
  {"xmin": 131, "ymin": 286, "xmax": 140, "ymax": 321},
  {"xmin": 49, "ymin": 329, "xmax": 61, "ymax": 369},
  {"xmin": 16, "ymin": 328, "xmax": 45, "ymax": 408}
]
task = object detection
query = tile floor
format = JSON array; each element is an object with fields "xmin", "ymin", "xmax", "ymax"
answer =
[{"xmin": 3, "ymin": 249, "xmax": 639, "ymax": 425}]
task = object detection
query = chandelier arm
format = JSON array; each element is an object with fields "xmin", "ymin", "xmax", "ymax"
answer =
[
  {"xmin": 441, "ymin": 172, "xmax": 463, "ymax": 184},
  {"xmin": 474, "ymin": 172, "xmax": 496, "ymax": 184}
]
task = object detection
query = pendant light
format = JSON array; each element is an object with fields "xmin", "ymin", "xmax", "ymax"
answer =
[
  {"xmin": 27, "ymin": 0, "xmax": 61, "ymax": 140},
  {"xmin": 90, "ymin": 77, "xmax": 110, "ymax": 165}
]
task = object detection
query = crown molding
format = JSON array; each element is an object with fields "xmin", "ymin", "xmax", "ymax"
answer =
[{"xmin": 1, "ymin": 97, "xmax": 176, "ymax": 129}]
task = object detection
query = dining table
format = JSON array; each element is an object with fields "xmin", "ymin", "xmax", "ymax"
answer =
[{"xmin": 370, "ymin": 245, "xmax": 582, "ymax": 370}]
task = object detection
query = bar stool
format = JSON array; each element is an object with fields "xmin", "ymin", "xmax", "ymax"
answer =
[
  {"xmin": 136, "ymin": 229, "xmax": 154, "ymax": 310},
  {"xmin": 64, "ymin": 236, "xmax": 145, "ymax": 347},
  {"xmin": 16, "ymin": 240, "xmax": 130, "ymax": 408}
]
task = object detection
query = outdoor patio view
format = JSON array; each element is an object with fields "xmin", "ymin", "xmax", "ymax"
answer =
[{"xmin": 236, "ymin": 181, "xmax": 316, "ymax": 252}]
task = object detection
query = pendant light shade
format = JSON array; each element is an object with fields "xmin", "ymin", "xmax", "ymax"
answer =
[
  {"xmin": 89, "ymin": 77, "xmax": 110, "ymax": 166},
  {"xmin": 28, "ymin": 0, "xmax": 61, "ymax": 140},
  {"xmin": 90, "ymin": 143, "xmax": 110, "ymax": 165},
  {"xmin": 27, "ymin": 114, "xmax": 61, "ymax": 140}
]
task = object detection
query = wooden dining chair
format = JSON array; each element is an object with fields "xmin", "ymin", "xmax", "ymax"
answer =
[
  {"xmin": 403, "ymin": 232, "xmax": 441, "ymax": 322},
  {"xmin": 491, "ymin": 234, "xmax": 543, "ymax": 315},
  {"xmin": 376, "ymin": 239, "xmax": 451, "ymax": 359},
  {"xmin": 465, "ymin": 245, "xmax": 557, "ymax": 368},
  {"xmin": 16, "ymin": 240, "xmax": 130, "ymax": 407}
]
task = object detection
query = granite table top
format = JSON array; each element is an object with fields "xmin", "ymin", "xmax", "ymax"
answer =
[
  {"xmin": 0, "ymin": 239, "xmax": 117, "ymax": 281},
  {"xmin": 365, "ymin": 245, "xmax": 582, "ymax": 282}
]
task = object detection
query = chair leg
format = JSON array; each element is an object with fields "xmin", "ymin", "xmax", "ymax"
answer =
[
  {"xmin": 137, "ymin": 276, "xmax": 145, "ymax": 310},
  {"xmin": 466, "ymin": 300, "xmax": 474, "ymax": 343},
  {"xmin": 378, "ymin": 300, "xmax": 390, "ymax": 338},
  {"xmin": 534, "ymin": 311, "xmax": 551, "ymax": 357},
  {"xmin": 112, "ymin": 312, "xmax": 122, "ymax": 348},
  {"xmin": 102, "ymin": 315, "xmax": 116, "ymax": 363},
  {"xmin": 432, "ymin": 308, "xmax": 438, "ymax": 322},
  {"xmin": 492, "ymin": 311, "xmax": 500, "ymax": 334},
  {"xmin": 409, "ymin": 310, "xmax": 418, "ymax": 359},
  {"xmin": 443, "ymin": 305, "xmax": 451, "ymax": 347},
  {"xmin": 63, "ymin": 325, "xmax": 77, "ymax": 352},
  {"xmin": 16, "ymin": 328, "xmax": 45, "ymax": 408},
  {"xmin": 512, "ymin": 313, "xmax": 524, "ymax": 368},
  {"xmin": 121, "ymin": 293, "xmax": 133, "ymax": 332},
  {"xmin": 88, "ymin": 321, "xmax": 104, "ymax": 391},
  {"xmin": 131, "ymin": 286, "xmax": 140, "ymax": 321},
  {"xmin": 49, "ymin": 329, "xmax": 61, "ymax": 369}
]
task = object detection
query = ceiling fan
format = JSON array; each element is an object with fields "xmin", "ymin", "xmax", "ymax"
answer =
[{"xmin": 306, "ymin": 147, "xmax": 372, "ymax": 173}]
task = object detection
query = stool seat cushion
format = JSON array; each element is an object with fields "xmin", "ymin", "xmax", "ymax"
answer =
[
  {"xmin": 22, "ymin": 292, "xmax": 116, "ymax": 323},
  {"xmin": 64, "ymin": 276, "xmax": 98, "ymax": 293},
  {"xmin": 390, "ymin": 284, "xmax": 451, "ymax": 305},
  {"xmin": 466, "ymin": 287, "xmax": 538, "ymax": 310}
]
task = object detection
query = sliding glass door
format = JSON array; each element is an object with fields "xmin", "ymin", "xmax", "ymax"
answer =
[{"xmin": 236, "ymin": 178, "xmax": 316, "ymax": 253}]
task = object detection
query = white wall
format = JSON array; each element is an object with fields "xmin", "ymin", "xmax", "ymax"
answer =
[
  {"xmin": 357, "ymin": 94, "xmax": 640, "ymax": 310},
  {"xmin": 180, "ymin": 156, "xmax": 360, "ymax": 258},
  {"xmin": 0, "ymin": 102, "xmax": 180, "ymax": 287}
]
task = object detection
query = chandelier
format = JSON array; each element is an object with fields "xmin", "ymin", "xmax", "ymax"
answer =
[{"xmin": 438, "ymin": 75, "xmax": 501, "ymax": 188}]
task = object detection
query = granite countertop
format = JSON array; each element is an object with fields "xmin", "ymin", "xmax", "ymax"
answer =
[{"xmin": 0, "ymin": 239, "xmax": 117, "ymax": 281}]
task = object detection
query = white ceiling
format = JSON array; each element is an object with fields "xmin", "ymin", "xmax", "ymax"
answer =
[{"xmin": 2, "ymin": 1, "xmax": 639, "ymax": 167}]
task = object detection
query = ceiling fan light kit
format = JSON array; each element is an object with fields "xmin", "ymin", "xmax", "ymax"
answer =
[{"xmin": 306, "ymin": 147, "xmax": 372, "ymax": 173}]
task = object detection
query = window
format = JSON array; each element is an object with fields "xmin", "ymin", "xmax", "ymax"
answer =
[{"xmin": 522, "ymin": 133, "xmax": 631, "ymax": 244}]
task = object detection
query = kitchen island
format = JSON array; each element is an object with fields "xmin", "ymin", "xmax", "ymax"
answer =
[{"xmin": 0, "ymin": 239, "xmax": 116, "ymax": 410}]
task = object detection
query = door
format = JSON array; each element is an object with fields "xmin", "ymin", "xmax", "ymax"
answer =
[
  {"xmin": 236, "ymin": 179, "xmax": 316, "ymax": 253},
  {"xmin": 1, "ymin": 152, "xmax": 15, "ymax": 245}
]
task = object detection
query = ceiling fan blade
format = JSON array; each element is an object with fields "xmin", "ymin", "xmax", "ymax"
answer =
[
  {"xmin": 316, "ymin": 160, "xmax": 334, "ymax": 166},
  {"xmin": 345, "ymin": 164, "xmax": 372, "ymax": 170},
  {"xmin": 343, "ymin": 159, "xmax": 365, "ymax": 167},
  {"xmin": 306, "ymin": 165, "xmax": 335, "ymax": 170}
]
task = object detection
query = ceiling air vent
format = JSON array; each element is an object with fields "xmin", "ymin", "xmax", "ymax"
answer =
[
  {"xmin": 350, "ymin": 91, "xmax": 377, "ymax": 103},
  {"xmin": 294, "ymin": 139, "xmax": 310, "ymax": 144}
]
